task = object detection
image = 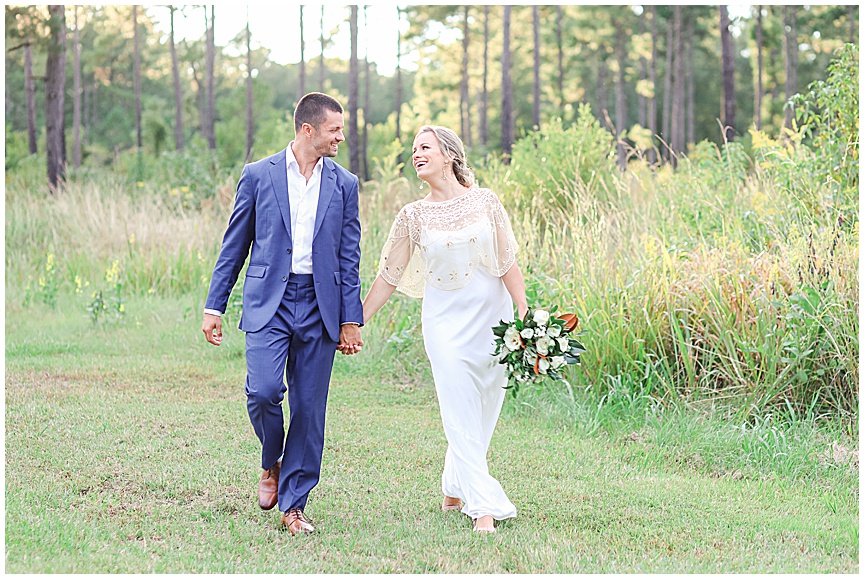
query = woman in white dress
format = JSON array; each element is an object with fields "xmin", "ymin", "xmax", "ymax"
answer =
[{"xmin": 362, "ymin": 126, "xmax": 528, "ymax": 534}]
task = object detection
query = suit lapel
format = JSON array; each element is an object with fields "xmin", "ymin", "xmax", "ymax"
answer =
[
  {"xmin": 269, "ymin": 150, "xmax": 293, "ymax": 241},
  {"xmin": 313, "ymin": 158, "xmax": 336, "ymax": 240}
]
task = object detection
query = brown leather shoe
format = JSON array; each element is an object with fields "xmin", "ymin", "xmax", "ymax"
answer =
[
  {"xmin": 281, "ymin": 508, "xmax": 315, "ymax": 535},
  {"xmin": 257, "ymin": 462, "xmax": 280, "ymax": 510}
]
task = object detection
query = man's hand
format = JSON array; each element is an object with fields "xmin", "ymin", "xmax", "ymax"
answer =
[
  {"xmin": 337, "ymin": 323, "xmax": 363, "ymax": 355},
  {"xmin": 202, "ymin": 313, "xmax": 223, "ymax": 346}
]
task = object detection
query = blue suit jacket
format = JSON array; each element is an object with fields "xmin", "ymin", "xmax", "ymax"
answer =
[{"xmin": 205, "ymin": 149, "xmax": 363, "ymax": 342}]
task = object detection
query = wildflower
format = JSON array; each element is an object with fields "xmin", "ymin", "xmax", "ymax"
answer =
[
  {"xmin": 45, "ymin": 253, "xmax": 55, "ymax": 272},
  {"xmin": 137, "ymin": 181, "xmax": 144, "ymax": 188},
  {"xmin": 119, "ymin": 304, "xmax": 125, "ymax": 313},
  {"xmin": 128, "ymin": 233, "xmax": 136, "ymax": 244},
  {"xmin": 181, "ymin": 186, "xmax": 190, "ymax": 192}
]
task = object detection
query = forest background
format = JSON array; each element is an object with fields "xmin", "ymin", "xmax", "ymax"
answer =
[{"xmin": 3, "ymin": 4, "xmax": 860, "ymax": 572}]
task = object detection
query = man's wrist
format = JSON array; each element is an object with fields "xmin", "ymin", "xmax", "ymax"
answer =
[{"xmin": 204, "ymin": 308, "xmax": 223, "ymax": 317}]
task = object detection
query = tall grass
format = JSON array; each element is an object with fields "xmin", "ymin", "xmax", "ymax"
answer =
[{"xmin": 5, "ymin": 47, "xmax": 858, "ymax": 422}]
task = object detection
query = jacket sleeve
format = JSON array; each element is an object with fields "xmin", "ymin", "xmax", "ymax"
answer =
[
  {"xmin": 204, "ymin": 165, "xmax": 255, "ymax": 313},
  {"xmin": 337, "ymin": 173, "xmax": 364, "ymax": 326}
]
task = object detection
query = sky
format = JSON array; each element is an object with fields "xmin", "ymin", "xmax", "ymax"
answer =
[
  {"xmin": 149, "ymin": 3, "xmax": 757, "ymax": 79},
  {"xmin": 148, "ymin": 3, "xmax": 413, "ymax": 77}
]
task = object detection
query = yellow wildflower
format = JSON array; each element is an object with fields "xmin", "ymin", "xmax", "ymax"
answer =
[{"xmin": 137, "ymin": 182, "xmax": 144, "ymax": 188}]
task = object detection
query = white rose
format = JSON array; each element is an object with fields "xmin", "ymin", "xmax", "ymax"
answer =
[
  {"xmin": 533, "ymin": 309, "xmax": 550, "ymax": 326},
  {"xmin": 547, "ymin": 325, "xmax": 561, "ymax": 338},
  {"xmin": 536, "ymin": 336, "xmax": 552, "ymax": 356},
  {"xmin": 534, "ymin": 326, "xmax": 546, "ymax": 337},
  {"xmin": 551, "ymin": 356, "xmax": 566, "ymax": 369},
  {"xmin": 557, "ymin": 337, "xmax": 569, "ymax": 351},
  {"xmin": 524, "ymin": 350, "xmax": 538, "ymax": 365},
  {"xmin": 537, "ymin": 357, "xmax": 551, "ymax": 374},
  {"xmin": 504, "ymin": 326, "xmax": 522, "ymax": 350},
  {"xmin": 520, "ymin": 327, "xmax": 534, "ymax": 340}
]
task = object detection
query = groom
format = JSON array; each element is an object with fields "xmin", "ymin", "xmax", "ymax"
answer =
[{"xmin": 202, "ymin": 92, "xmax": 364, "ymax": 535}]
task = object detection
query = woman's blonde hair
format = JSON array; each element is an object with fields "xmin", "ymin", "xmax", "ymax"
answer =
[{"xmin": 416, "ymin": 125, "xmax": 475, "ymax": 187}]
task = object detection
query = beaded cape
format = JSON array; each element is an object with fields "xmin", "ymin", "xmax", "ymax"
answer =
[{"xmin": 377, "ymin": 187, "xmax": 518, "ymax": 298}]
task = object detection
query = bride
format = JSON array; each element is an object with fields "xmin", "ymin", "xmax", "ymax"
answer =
[{"xmin": 362, "ymin": 125, "xmax": 528, "ymax": 534}]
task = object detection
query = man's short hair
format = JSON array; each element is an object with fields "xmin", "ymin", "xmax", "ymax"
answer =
[{"xmin": 294, "ymin": 92, "xmax": 343, "ymax": 132}]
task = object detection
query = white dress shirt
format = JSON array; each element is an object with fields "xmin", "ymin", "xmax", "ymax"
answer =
[
  {"xmin": 203, "ymin": 144, "xmax": 322, "ymax": 317},
  {"xmin": 285, "ymin": 142, "xmax": 323, "ymax": 275}
]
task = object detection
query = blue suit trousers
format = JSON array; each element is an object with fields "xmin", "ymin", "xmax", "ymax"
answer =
[{"xmin": 243, "ymin": 274, "xmax": 337, "ymax": 511}]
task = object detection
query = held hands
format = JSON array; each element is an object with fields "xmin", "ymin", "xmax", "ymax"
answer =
[
  {"xmin": 202, "ymin": 313, "xmax": 223, "ymax": 346},
  {"xmin": 337, "ymin": 323, "xmax": 363, "ymax": 355}
]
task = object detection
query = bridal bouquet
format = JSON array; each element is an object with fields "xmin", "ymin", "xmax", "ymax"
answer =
[{"xmin": 492, "ymin": 307, "xmax": 585, "ymax": 396}]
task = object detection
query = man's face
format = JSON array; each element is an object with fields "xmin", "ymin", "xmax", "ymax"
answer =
[{"xmin": 308, "ymin": 110, "xmax": 345, "ymax": 158}]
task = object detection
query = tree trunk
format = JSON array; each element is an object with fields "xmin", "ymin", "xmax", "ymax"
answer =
[
  {"xmin": 133, "ymin": 6, "xmax": 142, "ymax": 150},
  {"xmin": 755, "ymin": 6, "xmax": 763, "ymax": 131},
  {"xmin": 638, "ymin": 10, "xmax": 647, "ymax": 128},
  {"xmin": 557, "ymin": 6, "xmax": 564, "ymax": 110},
  {"xmin": 614, "ymin": 18, "xmax": 627, "ymax": 169},
  {"xmin": 206, "ymin": 5, "xmax": 216, "ymax": 150},
  {"xmin": 532, "ymin": 5, "xmax": 541, "ymax": 129},
  {"xmin": 83, "ymin": 80, "xmax": 90, "ymax": 145},
  {"xmin": 501, "ymin": 5, "xmax": 513, "ymax": 159},
  {"xmin": 193, "ymin": 62, "xmax": 206, "ymax": 142},
  {"xmin": 661, "ymin": 16, "xmax": 673, "ymax": 160},
  {"xmin": 719, "ymin": 5, "xmax": 735, "ymax": 141},
  {"xmin": 395, "ymin": 7, "xmax": 402, "ymax": 152},
  {"xmin": 245, "ymin": 10, "xmax": 254, "ymax": 162},
  {"xmin": 45, "ymin": 5, "xmax": 67, "ymax": 190},
  {"xmin": 170, "ymin": 6, "xmax": 183, "ymax": 150},
  {"xmin": 784, "ymin": 5, "xmax": 798, "ymax": 130},
  {"xmin": 648, "ymin": 5, "xmax": 657, "ymax": 164},
  {"xmin": 460, "ymin": 5, "xmax": 472, "ymax": 146},
  {"xmin": 91, "ymin": 79, "xmax": 98, "ymax": 137},
  {"xmin": 72, "ymin": 7, "xmax": 82, "ymax": 168},
  {"xmin": 670, "ymin": 5, "xmax": 685, "ymax": 163},
  {"xmin": 362, "ymin": 5, "xmax": 370, "ymax": 181},
  {"xmin": 686, "ymin": 13, "xmax": 695, "ymax": 147},
  {"xmin": 25, "ymin": 38, "xmax": 37, "ymax": 154},
  {"xmin": 298, "ymin": 5, "xmax": 306, "ymax": 100},
  {"xmin": 596, "ymin": 55, "xmax": 608, "ymax": 128},
  {"xmin": 348, "ymin": 6, "xmax": 360, "ymax": 176},
  {"xmin": 480, "ymin": 5, "xmax": 489, "ymax": 146},
  {"xmin": 319, "ymin": 5, "xmax": 326, "ymax": 90}
]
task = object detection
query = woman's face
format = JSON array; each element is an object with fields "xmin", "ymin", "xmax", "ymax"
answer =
[{"xmin": 412, "ymin": 131, "xmax": 449, "ymax": 181}]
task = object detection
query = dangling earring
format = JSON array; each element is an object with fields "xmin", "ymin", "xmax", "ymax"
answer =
[
  {"xmin": 442, "ymin": 160, "xmax": 449, "ymax": 181},
  {"xmin": 419, "ymin": 182, "xmax": 424, "ymax": 190}
]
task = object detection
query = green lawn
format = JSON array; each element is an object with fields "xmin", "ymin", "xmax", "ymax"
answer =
[{"xmin": 4, "ymin": 296, "xmax": 858, "ymax": 573}]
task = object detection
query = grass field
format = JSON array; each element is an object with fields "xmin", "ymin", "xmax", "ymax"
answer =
[{"xmin": 4, "ymin": 295, "xmax": 858, "ymax": 573}]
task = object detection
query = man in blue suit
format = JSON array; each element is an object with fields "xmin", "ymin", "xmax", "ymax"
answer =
[{"xmin": 202, "ymin": 93, "xmax": 363, "ymax": 535}]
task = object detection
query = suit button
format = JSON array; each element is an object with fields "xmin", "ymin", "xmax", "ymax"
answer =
[
  {"xmin": 282, "ymin": 276, "xmax": 287, "ymax": 282},
  {"xmin": 286, "ymin": 248, "xmax": 292, "ymax": 254}
]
